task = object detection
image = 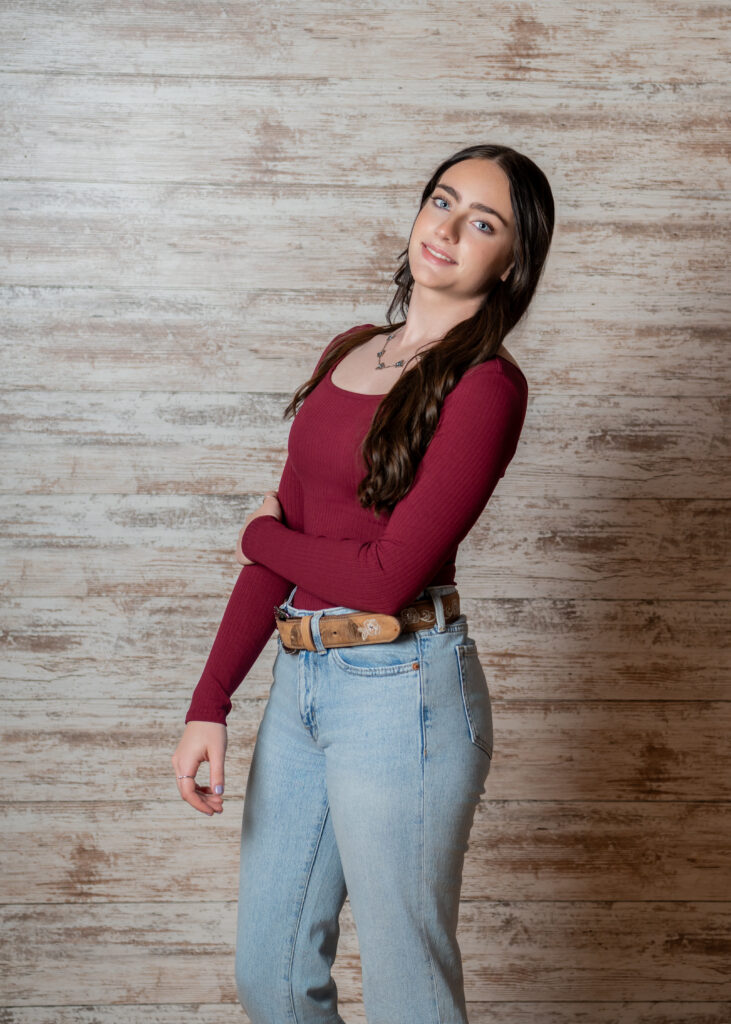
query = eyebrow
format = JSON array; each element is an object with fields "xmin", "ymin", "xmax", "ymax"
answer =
[{"xmin": 434, "ymin": 181, "xmax": 510, "ymax": 227}]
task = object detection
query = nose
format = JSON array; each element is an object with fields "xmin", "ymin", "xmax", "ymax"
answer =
[{"xmin": 435, "ymin": 215, "xmax": 458, "ymax": 243}]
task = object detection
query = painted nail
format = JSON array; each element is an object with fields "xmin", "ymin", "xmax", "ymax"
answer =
[{"xmin": 214, "ymin": 784, "xmax": 224, "ymax": 794}]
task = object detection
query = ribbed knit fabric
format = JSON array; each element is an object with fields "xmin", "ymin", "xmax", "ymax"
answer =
[{"xmin": 185, "ymin": 324, "xmax": 528, "ymax": 725}]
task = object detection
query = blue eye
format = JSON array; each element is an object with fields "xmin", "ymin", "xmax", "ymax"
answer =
[{"xmin": 431, "ymin": 195, "xmax": 494, "ymax": 234}]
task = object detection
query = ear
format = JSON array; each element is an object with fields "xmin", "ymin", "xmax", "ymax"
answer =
[{"xmin": 500, "ymin": 261, "xmax": 515, "ymax": 282}]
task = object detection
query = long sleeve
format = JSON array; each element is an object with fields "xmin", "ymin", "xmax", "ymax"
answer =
[
  {"xmin": 184, "ymin": 325, "xmax": 366, "ymax": 724},
  {"xmin": 241, "ymin": 361, "xmax": 528, "ymax": 616},
  {"xmin": 184, "ymin": 454, "xmax": 304, "ymax": 725}
]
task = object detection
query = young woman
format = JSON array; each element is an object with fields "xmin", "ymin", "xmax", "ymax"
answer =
[{"xmin": 172, "ymin": 143, "xmax": 554, "ymax": 1023}]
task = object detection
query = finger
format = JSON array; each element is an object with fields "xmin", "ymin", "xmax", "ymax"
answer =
[
  {"xmin": 176, "ymin": 764, "xmax": 224, "ymax": 804},
  {"xmin": 209, "ymin": 747, "xmax": 225, "ymax": 799},
  {"xmin": 191, "ymin": 783, "xmax": 223, "ymax": 813},
  {"xmin": 176, "ymin": 774, "xmax": 217, "ymax": 816}
]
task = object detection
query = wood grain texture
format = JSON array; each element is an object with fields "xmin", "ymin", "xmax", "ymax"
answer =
[
  {"xmin": 1, "ymin": 1, "xmax": 728, "ymax": 81},
  {"xmin": 1, "ymin": 0, "xmax": 729, "ymax": 1019},
  {"xmin": 1, "ymin": 799, "xmax": 729, "ymax": 903},
  {"xmin": 1, "ymin": 287, "xmax": 727, "ymax": 395},
  {"xmin": 2, "ymin": 698, "xmax": 730, "ymax": 802},
  {"xmin": 0, "ymin": 1007, "xmax": 729, "ymax": 1024},
  {"xmin": 1, "ymin": 901, "xmax": 729, "ymax": 1004},
  {"xmin": 2, "ymin": 496, "xmax": 728, "ymax": 602},
  {"xmin": 1, "ymin": 1009, "xmax": 730, "ymax": 1024},
  {"xmin": 2, "ymin": 596, "xmax": 728, "ymax": 701},
  {"xmin": 1, "ymin": 390, "xmax": 728, "ymax": 497}
]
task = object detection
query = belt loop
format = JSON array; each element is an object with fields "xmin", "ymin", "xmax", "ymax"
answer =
[
  {"xmin": 310, "ymin": 609, "xmax": 328, "ymax": 654},
  {"xmin": 285, "ymin": 583, "xmax": 297, "ymax": 608},
  {"xmin": 428, "ymin": 587, "xmax": 447, "ymax": 632}
]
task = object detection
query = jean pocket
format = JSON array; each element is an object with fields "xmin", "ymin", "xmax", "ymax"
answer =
[
  {"xmin": 455, "ymin": 641, "xmax": 493, "ymax": 759},
  {"xmin": 330, "ymin": 634, "xmax": 420, "ymax": 676}
]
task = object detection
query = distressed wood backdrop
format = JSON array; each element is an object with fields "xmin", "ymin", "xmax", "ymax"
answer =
[{"xmin": 1, "ymin": 1, "xmax": 729, "ymax": 1021}]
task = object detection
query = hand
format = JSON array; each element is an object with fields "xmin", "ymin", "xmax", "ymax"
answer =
[
  {"xmin": 171, "ymin": 721, "xmax": 228, "ymax": 816},
  {"xmin": 236, "ymin": 490, "xmax": 282, "ymax": 566}
]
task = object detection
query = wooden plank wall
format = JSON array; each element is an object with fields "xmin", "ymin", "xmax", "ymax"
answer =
[{"xmin": 1, "ymin": 1, "xmax": 729, "ymax": 1021}]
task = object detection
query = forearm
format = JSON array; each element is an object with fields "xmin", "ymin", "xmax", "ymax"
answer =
[
  {"xmin": 186, "ymin": 449, "xmax": 305, "ymax": 725},
  {"xmin": 241, "ymin": 515, "xmax": 447, "ymax": 614},
  {"xmin": 185, "ymin": 563, "xmax": 292, "ymax": 725}
]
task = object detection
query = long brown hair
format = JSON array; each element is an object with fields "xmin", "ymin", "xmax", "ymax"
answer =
[{"xmin": 283, "ymin": 144, "xmax": 555, "ymax": 519}]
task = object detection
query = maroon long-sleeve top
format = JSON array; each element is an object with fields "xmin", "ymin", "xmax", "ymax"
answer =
[{"xmin": 185, "ymin": 324, "xmax": 529, "ymax": 725}]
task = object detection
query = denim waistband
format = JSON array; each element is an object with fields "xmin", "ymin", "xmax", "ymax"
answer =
[{"xmin": 280, "ymin": 584, "xmax": 459, "ymax": 635}]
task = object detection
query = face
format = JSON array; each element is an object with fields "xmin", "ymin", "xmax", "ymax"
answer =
[{"xmin": 407, "ymin": 158, "xmax": 516, "ymax": 300}]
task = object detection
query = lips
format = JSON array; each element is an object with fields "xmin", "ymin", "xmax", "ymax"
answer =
[{"xmin": 421, "ymin": 242, "xmax": 457, "ymax": 265}]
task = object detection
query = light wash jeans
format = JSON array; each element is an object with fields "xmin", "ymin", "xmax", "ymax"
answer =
[{"xmin": 235, "ymin": 584, "xmax": 493, "ymax": 1024}]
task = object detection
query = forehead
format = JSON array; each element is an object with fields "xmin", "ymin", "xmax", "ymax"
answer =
[
  {"xmin": 441, "ymin": 158, "xmax": 509, "ymax": 191},
  {"xmin": 436, "ymin": 159, "xmax": 513, "ymax": 224}
]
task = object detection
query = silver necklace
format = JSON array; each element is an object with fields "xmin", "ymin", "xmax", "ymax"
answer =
[{"xmin": 375, "ymin": 327, "xmax": 406, "ymax": 370}]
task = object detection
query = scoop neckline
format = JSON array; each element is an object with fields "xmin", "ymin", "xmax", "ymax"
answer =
[{"xmin": 326, "ymin": 351, "xmax": 527, "ymax": 397}]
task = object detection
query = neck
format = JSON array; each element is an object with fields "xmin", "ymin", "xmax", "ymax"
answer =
[{"xmin": 391, "ymin": 283, "xmax": 487, "ymax": 352}]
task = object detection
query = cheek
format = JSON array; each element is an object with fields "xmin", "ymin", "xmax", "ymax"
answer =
[
  {"xmin": 470, "ymin": 235, "xmax": 505, "ymax": 265},
  {"xmin": 465, "ymin": 241, "xmax": 503, "ymax": 284},
  {"xmin": 462, "ymin": 237, "xmax": 486, "ymax": 265},
  {"xmin": 408, "ymin": 214, "xmax": 427, "ymax": 255},
  {"xmin": 409, "ymin": 205, "xmax": 440, "ymax": 252},
  {"xmin": 412, "ymin": 204, "xmax": 436, "ymax": 235}
]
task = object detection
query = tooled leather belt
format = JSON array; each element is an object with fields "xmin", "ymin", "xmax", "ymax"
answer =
[{"xmin": 273, "ymin": 590, "xmax": 461, "ymax": 654}]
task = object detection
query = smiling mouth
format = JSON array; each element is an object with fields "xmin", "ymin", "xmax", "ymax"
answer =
[{"xmin": 422, "ymin": 242, "xmax": 457, "ymax": 264}]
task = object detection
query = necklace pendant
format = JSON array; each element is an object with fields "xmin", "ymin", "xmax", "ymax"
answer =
[{"xmin": 375, "ymin": 327, "xmax": 406, "ymax": 372}]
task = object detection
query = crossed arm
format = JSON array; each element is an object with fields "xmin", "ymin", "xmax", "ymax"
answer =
[{"xmin": 241, "ymin": 363, "xmax": 527, "ymax": 616}]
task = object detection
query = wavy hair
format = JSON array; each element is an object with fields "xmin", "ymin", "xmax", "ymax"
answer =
[{"xmin": 283, "ymin": 143, "xmax": 555, "ymax": 518}]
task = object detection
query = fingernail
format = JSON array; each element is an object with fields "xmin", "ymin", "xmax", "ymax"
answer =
[{"xmin": 214, "ymin": 784, "xmax": 223, "ymax": 794}]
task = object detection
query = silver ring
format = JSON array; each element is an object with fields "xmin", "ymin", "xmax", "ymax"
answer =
[{"xmin": 177, "ymin": 774, "xmax": 195, "ymax": 779}]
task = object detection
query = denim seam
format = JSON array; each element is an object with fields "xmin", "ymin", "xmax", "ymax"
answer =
[
  {"xmin": 287, "ymin": 796, "xmax": 332, "ymax": 1023},
  {"xmin": 416, "ymin": 632, "xmax": 426, "ymax": 759},
  {"xmin": 420, "ymin": 653, "xmax": 444, "ymax": 1024}
]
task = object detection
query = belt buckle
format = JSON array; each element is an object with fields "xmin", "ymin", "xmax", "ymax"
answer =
[{"xmin": 273, "ymin": 603, "xmax": 289, "ymax": 622}]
